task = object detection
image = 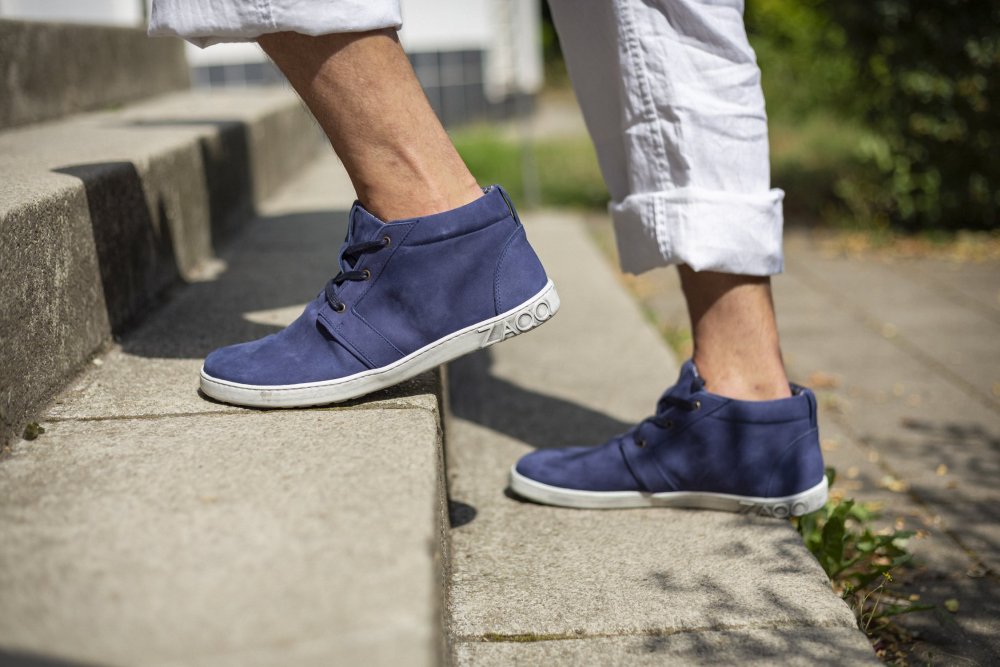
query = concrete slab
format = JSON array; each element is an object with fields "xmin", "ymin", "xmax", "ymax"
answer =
[
  {"xmin": 0, "ymin": 20, "xmax": 189, "ymax": 130},
  {"xmin": 455, "ymin": 626, "xmax": 878, "ymax": 666},
  {"xmin": 1, "ymin": 88, "xmax": 321, "ymax": 446},
  {"xmin": 0, "ymin": 409, "xmax": 439, "ymax": 667},
  {"xmin": 46, "ymin": 347, "xmax": 439, "ymax": 421},
  {"xmin": 444, "ymin": 213, "xmax": 874, "ymax": 662},
  {"xmin": 783, "ymin": 235, "xmax": 1000, "ymax": 412},
  {"xmin": 1, "ymin": 154, "xmax": 444, "ymax": 666}
]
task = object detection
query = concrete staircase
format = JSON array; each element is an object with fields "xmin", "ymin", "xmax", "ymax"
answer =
[
  {"xmin": 0, "ymin": 19, "xmax": 321, "ymax": 447},
  {"xmin": 0, "ymin": 21, "xmax": 877, "ymax": 666}
]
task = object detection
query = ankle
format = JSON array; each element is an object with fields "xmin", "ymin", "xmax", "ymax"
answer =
[
  {"xmin": 355, "ymin": 176, "xmax": 482, "ymax": 221},
  {"xmin": 693, "ymin": 353, "xmax": 792, "ymax": 401}
]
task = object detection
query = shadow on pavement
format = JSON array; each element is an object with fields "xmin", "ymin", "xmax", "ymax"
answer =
[
  {"xmin": 448, "ymin": 347, "xmax": 633, "ymax": 451},
  {"xmin": 120, "ymin": 209, "xmax": 348, "ymax": 360},
  {"xmin": 0, "ymin": 649, "xmax": 99, "ymax": 667}
]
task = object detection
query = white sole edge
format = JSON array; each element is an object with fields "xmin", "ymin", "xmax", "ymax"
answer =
[
  {"xmin": 509, "ymin": 466, "xmax": 829, "ymax": 518},
  {"xmin": 200, "ymin": 280, "xmax": 560, "ymax": 408}
]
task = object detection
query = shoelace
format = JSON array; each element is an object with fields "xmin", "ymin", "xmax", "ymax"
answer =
[
  {"xmin": 633, "ymin": 395, "xmax": 702, "ymax": 448},
  {"xmin": 324, "ymin": 235, "xmax": 390, "ymax": 312}
]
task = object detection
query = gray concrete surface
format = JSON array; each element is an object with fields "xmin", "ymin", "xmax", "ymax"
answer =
[
  {"xmin": 0, "ymin": 155, "xmax": 444, "ymax": 666},
  {"xmin": 455, "ymin": 627, "xmax": 879, "ymax": 666},
  {"xmin": 443, "ymin": 212, "xmax": 877, "ymax": 664},
  {"xmin": 0, "ymin": 20, "xmax": 189, "ymax": 130},
  {"xmin": 0, "ymin": 88, "xmax": 321, "ymax": 447},
  {"xmin": 605, "ymin": 226, "xmax": 1000, "ymax": 665},
  {"xmin": 1, "ymin": 410, "xmax": 438, "ymax": 667}
]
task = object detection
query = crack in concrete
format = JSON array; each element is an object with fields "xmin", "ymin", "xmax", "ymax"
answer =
[
  {"xmin": 455, "ymin": 619, "xmax": 858, "ymax": 644},
  {"xmin": 39, "ymin": 402, "xmax": 440, "ymax": 425}
]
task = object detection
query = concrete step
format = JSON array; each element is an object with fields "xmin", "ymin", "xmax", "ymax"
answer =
[
  {"xmin": 0, "ymin": 20, "xmax": 189, "ymax": 130},
  {"xmin": 442, "ymin": 211, "xmax": 879, "ymax": 665},
  {"xmin": 0, "ymin": 87, "xmax": 321, "ymax": 447},
  {"xmin": 0, "ymin": 155, "xmax": 446, "ymax": 666}
]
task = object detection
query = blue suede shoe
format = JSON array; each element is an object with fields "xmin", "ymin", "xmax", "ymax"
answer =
[
  {"xmin": 510, "ymin": 360, "xmax": 827, "ymax": 517},
  {"xmin": 201, "ymin": 186, "xmax": 558, "ymax": 407}
]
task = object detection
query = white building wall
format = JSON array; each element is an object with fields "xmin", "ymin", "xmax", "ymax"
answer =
[
  {"xmin": 0, "ymin": 0, "xmax": 144, "ymax": 26},
  {"xmin": 399, "ymin": 0, "xmax": 491, "ymax": 52},
  {"xmin": 1, "ymin": 0, "xmax": 543, "ymax": 98}
]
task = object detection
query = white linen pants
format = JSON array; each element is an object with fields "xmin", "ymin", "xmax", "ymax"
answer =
[{"xmin": 150, "ymin": 0, "xmax": 784, "ymax": 276}]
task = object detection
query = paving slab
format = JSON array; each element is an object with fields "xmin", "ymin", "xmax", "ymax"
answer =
[
  {"xmin": 1, "ymin": 154, "xmax": 445, "ymax": 666},
  {"xmin": 0, "ymin": 409, "xmax": 438, "ymax": 667},
  {"xmin": 455, "ymin": 626, "xmax": 878, "ymax": 666},
  {"xmin": 782, "ymin": 234, "xmax": 1000, "ymax": 413},
  {"xmin": 444, "ymin": 212, "xmax": 875, "ymax": 663}
]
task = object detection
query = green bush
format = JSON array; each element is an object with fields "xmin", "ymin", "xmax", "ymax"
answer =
[
  {"xmin": 748, "ymin": 0, "xmax": 1000, "ymax": 232},
  {"xmin": 824, "ymin": 0, "xmax": 1000, "ymax": 231},
  {"xmin": 451, "ymin": 127, "xmax": 608, "ymax": 210},
  {"xmin": 746, "ymin": 0, "xmax": 859, "ymax": 122},
  {"xmin": 747, "ymin": 0, "xmax": 873, "ymax": 226}
]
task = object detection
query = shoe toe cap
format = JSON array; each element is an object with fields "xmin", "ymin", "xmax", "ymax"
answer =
[
  {"xmin": 515, "ymin": 443, "xmax": 641, "ymax": 492},
  {"xmin": 202, "ymin": 342, "xmax": 257, "ymax": 384}
]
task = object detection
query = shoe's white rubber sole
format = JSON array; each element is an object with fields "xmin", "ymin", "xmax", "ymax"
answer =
[
  {"xmin": 200, "ymin": 280, "xmax": 560, "ymax": 408},
  {"xmin": 509, "ymin": 466, "xmax": 828, "ymax": 517}
]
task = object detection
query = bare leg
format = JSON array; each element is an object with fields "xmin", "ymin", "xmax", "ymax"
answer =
[
  {"xmin": 678, "ymin": 266, "xmax": 791, "ymax": 401},
  {"xmin": 258, "ymin": 29, "xmax": 482, "ymax": 221}
]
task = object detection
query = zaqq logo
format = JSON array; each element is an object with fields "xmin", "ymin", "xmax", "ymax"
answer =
[
  {"xmin": 739, "ymin": 500, "xmax": 810, "ymax": 518},
  {"xmin": 478, "ymin": 299, "xmax": 554, "ymax": 346}
]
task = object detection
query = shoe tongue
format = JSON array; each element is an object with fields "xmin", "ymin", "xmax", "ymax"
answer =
[
  {"xmin": 347, "ymin": 201, "xmax": 386, "ymax": 243},
  {"xmin": 656, "ymin": 359, "xmax": 705, "ymax": 411}
]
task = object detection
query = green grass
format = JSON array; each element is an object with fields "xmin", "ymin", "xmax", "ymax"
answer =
[
  {"xmin": 450, "ymin": 126, "xmax": 608, "ymax": 210},
  {"xmin": 768, "ymin": 113, "xmax": 872, "ymax": 226},
  {"xmin": 452, "ymin": 112, "xmax": 875, "ymax": 226}
]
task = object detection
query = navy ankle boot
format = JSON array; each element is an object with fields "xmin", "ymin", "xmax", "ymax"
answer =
[
  {"xmin": 511, "ymin": 360, "xmax": 827, "ymax": 517},
  {"xmin": 201, "ymin": 186, "xmax": 558, "ymax": 407}
]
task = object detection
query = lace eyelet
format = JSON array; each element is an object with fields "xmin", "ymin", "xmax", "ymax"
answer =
[
  {"xmin": 361, "ymin": 268, "xmax": 371, "ymax": 280},
  {"xmin": 333, "ymin": 303, "xmax": 346, "ymax": 313},
  {"xmin": 382, "ymin": 235, "xmax": 391, "ymax": 246},
  {"xmin": 636, "ymin": 438, "xmax": 647, "ymax": 448},
  {"xmin": 665, "ymin": 420, "xmax": 674, "ymax": 429}
]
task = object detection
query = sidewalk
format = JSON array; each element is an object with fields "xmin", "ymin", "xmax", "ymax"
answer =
[
  {"xmin": 2, "ymin": 150, "xmax": 879, "ymax": 666},
  {"xmin": 443, "ymin": 212, "xmax": 877, "ymax": 664},
  {"xmin": 595, "ymin": 225, "xmax": 1000, "ymax": 665}
]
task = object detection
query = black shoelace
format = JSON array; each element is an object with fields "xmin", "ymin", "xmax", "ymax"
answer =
[
  {"xmin": 324, "ymin": 235, "xmax": 390, "ymax": 312},
  {"xmin": 633, "ymin": 395, "xmax": 702, "ymax": 448}
]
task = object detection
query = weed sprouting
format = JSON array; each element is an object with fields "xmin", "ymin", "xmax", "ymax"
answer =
[{"xmin": 793, "ymin": 468, "xmax": 934, "ymax": 659}]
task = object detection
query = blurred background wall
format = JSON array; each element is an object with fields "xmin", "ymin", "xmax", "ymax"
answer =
[
  {"xmin": 0, "ymin": 0, "xmax": 542, "ymax": 127},
  {"xmin": 3, "ymin": 0, "xmax": 996, "ymax": 236}
]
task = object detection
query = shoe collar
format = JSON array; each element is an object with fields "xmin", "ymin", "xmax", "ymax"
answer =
[
  {"xmin": 347, "ymin": 185, "xmax": 513, "ymax": 247},
  {"xmin": 662, "ymin": 359, "xmax": 815, "ymax": 422}
]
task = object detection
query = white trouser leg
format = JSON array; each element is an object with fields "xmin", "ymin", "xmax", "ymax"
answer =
[
  {"xmin": 148, "ymin": 0, "xmax": 402, "ymax": 47},
  {"xmin": 548, "ymin": 0, "xmax": 784, "ymax": 276}
]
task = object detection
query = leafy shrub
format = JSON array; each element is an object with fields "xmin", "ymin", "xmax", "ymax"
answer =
[
  {"xmin": 746, "ymin": 0, "xmax": 860, "ymax": 122},
  {"xmin": 818, "ymin": 0, "xmax": 999, "ymax": 231},
  {"xmin": 794, "ymin": 469, "xmax": 933, "ymax": 644}
]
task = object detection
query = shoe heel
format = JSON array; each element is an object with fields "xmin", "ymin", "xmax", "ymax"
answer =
[
  {"xmin": 477, "ymin": 281, "xmax": 560, "ymax": 348},
  {"xmin": 739, "ymin": 477, "xmax": 829, "ymax": 518}
]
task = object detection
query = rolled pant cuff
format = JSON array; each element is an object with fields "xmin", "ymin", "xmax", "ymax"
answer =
[
  {"xmin": 148, "ymin": 1, "xmax": 402, "ymax": 47},
  {"xmin": 609, "ymin": 187, "xmax": 785, "ymax": 276}
]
